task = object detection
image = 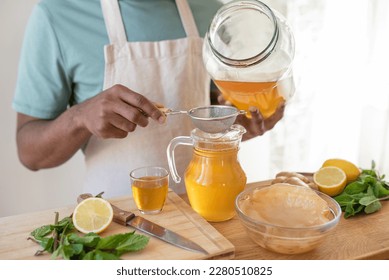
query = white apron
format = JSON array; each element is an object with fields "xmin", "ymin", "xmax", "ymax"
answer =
[{"xmin": 83, "ymin": 0, "xmax": 210, "ymax": 197}]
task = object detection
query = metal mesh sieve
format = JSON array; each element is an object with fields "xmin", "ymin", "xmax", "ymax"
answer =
[
  {"xmin": 161, "ymin": 105, "xmax": 245, "ymax": 133},
  {"xmin": 187, "ymin": 105, "xmax": 245, "ymax": 133}
]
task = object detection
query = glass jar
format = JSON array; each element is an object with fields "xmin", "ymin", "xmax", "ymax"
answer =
[
  {"xmin": 167, "ymin": 125, "xmax": 247, "ymax": 222},
  {"xmin": 203, "ymin": 0, "xmax": 295, "ymax": 118}
]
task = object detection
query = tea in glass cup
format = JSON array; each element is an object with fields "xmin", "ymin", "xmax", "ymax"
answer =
[{"xmin": 130, "ymin": 166, "xmax": 169, "ymax": 215}]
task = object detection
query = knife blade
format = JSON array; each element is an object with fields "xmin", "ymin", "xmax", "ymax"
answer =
[{"xmin": 77, "ymin": 193, "xmax": 207, "ymax": 254}]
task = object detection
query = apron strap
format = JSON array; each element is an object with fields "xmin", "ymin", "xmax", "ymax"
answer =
[
  {"xmin": 101, "ymin": 0, "xmax": 127, "ymax": 46},
  {"xmin": 175, "ymin": 0, "xmax": 200, "ymax": 37}
]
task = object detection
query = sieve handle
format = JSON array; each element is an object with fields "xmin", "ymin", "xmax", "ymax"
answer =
[
  {"xmin": 164, "ymin": 110, "xmax": 188, "ymax": 115},
  {"xmin": 155, "ymin": 104, "xmax": 187, "ymax": 116},
  {"xmin": 166, "ymin": 136, "xmax": 194, "ymax": 183}
]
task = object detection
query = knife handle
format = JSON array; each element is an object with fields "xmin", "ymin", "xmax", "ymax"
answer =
[{"xmin": 77, "ymin": 193, "xmax": 135, "ymax": 226}]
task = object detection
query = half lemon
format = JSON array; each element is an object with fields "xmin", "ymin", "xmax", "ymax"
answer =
[
  {"xmin": 72, "ymin": 197, "xmax": 113, "ymax": 234},
  {"xmin": 322, "ymin": 158, "xmax": 360, "ymax": 182},
  {"xmin": 313, "ymin": 166, "xmax": 347, "ymax": 196}
]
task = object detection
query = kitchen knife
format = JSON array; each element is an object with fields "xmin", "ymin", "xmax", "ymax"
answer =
[{"xmin": 77, "ymin": 193, "xmax": 208, "ymax": 254}]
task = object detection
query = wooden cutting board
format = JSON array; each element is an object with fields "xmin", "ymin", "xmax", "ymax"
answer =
[{"xmin": 0, "ymin": 190, "xmax": 235, "ymax": 260}]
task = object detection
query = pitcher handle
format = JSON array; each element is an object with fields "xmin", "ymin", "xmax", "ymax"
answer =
[{"xmin": 167, "ymin": 136, "xmax": 194, "ymax": 183}]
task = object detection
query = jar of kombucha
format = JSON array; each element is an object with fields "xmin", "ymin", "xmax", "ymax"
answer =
[
  {"xmin": 167, "ymin": 124, "xmax": 247, "ymax": 222},
  {"xmin": 203, "ymin": 0, "xmax": 295, "ymax": 118}
]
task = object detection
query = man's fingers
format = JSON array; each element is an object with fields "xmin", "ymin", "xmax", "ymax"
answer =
[
  {"xmin": 95, "ymin": 123, "xmax": 129, "ymax": 139},
  {"xmin": 264, "ymin": 104, "xmax": 285, "ymax": 130},
  {"xmin": 113, "ymin": 84, "xmax": 166, "ymax": 123},
  {"xmin": 248, "ymin": 106, "xmax": 264, "ymax": 121},
  {"xmin": 113, "ymin": 103, "xmax": 149, "ymax": 127},
  {"xmin": 109, "ymin": 113, "xmax": 139, "ymax": 132},
  {"xmin": 246, "ymin": 107, "xmax": 266, "ymax": 136}
]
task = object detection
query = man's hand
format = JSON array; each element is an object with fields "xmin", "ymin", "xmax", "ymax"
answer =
[
  {"xmin": 75, "ymin": 84, "xmax": 166, "ymax": 139},
  {"xmin": 236, "ymin": 104, "xmax": 285, "ymax": 141},
  {"xmin": 16, "ymin": 84, "xmax": 166, "ymax": 170}
]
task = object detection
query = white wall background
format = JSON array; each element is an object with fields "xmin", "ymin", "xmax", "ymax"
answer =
[{"xmin": 0, "ymin": 0, "xmax": 85, "ymax": 217}]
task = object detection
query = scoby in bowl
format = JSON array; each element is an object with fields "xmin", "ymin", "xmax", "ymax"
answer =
[{"xmin": 236, "ymin": 183, "xmax": 341, "ymax": 254}]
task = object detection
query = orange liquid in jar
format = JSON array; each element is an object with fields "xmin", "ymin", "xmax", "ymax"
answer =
[
  {"xmin": 184, "ymin": 147, "xmax": 246, "ymax": 222},
  {"xmin": 214, "ymin": 80, "xmax": 285, "ymax": 118},
  {"xmin": 132, "ymin": 176, "xmax": 168, "ymax": 213}
]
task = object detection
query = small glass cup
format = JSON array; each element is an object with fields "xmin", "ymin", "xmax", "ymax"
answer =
[{"xmin": 130, "ymin": 166, "xmax": 169, "ymax": 215}]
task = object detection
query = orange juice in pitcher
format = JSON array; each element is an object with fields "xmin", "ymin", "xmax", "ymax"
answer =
[
  {"xmin": 167, "ymin": 125, "xmax": 247, "ymax": 222},
  {"xmin": 185, "ymin": 146, "xmax": 246, "ymax": 221}
]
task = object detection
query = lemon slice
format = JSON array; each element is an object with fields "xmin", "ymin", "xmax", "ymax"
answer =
[
  {"xmin": 72, "ymin": 197, "xmax": 113, "ymax": 234},
  {"xmin": 322, "ymin": 158, "xmax": 360, "ymax": 182},
  {"xmin": 313, "ymin": 166, "xmax": 347, "ymax": 196}
]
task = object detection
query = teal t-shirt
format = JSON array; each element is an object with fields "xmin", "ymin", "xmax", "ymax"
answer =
[{"xmin": 13, "ymin": 0, "xmax": 222, "ymax": 119}]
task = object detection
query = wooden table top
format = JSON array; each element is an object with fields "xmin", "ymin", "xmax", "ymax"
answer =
[
  {"xmin": 0, "ymin": 191, "xmax": 234, "ymax": 260},
  {"xmin": 207, "ymin": 181, "xmax": 389, "ymax": 260},
  {"xmin": 1, "ymin": 180, "xmax": 388, "ymax": 260}
]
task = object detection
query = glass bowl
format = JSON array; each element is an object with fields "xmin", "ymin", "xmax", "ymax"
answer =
[{"xmin": 235, "ymin": 185, "xmax": 341, "ymax": 254}]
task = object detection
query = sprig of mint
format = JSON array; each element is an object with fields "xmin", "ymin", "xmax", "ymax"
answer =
[
  {"xmin": 334, "ymin": 161, "xmax": 389, "ymax": 218},
  {"xmin": 29, "ymin": 213, "xmax": 149, "ymax": 260}
]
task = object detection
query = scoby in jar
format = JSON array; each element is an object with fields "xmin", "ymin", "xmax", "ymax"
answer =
[{"xmin": 240, "ymin": 183, "xmax": 332, "ymax": 227}]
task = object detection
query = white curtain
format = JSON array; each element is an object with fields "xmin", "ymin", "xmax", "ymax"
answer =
[{"xmin": 240, "ymin": 0, "xmax": 389, "ymax": 181}]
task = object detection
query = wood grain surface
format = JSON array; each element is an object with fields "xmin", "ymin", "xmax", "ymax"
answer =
[
  {"xmin": 0, "ymin": 190, "xmax": 234, "ymax": 260},
  {"xmin": 1, "ymin": 180, "xmax": 388, "ymax": 260},
  {"xmin": 209, "ymin": 181, "xmax": 389, "ymax": 260}
]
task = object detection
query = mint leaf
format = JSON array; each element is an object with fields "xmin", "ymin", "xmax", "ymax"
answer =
[
  {"xmin": 95, "ymin": 231, "xmax": 149, "ymax": 256},
  {"xmin": 52, "ymin": 217, "xmax": 74, "ymax": 232},
  {"xmin": 96, "ymin": 232, "xmax": 135, "ymax": 250},
  {"xmin": 334, "ymin": 193, "xmax": 354, "ymax": 206},
  {"xmin": 83, "ymin": 249, "xmax": 120, "ymax": 260},
  {"xmin": 366, "ymin": 185, "xmax": 375, "ymax": 196},
  {"xmin": 68, "ymin": 232, "xmax": 100, "ymax": 247},
  {"xmin": 52, "ymin": 238, "xmax": 84, "ymax": 260},
  {"xmin": 41, "ymin": 237, "xmax": 55, "ymax": 252},
  {"xmin": 31, "ymin": 225, "xmax": 53, "ymax": 240},
  {"xmin": 361, "ymin": 169, "xmax": 377, "ymax": 177},
  {"xmin": 344, "ymin": 181, "xmax": 367, "ymax": 195},
  {"xmin": 355, "ymin": 204, "xmax": 365, "ymax": 215},
  {"xmin": 364, "ymin": 201, "xmax": 382, "ymax": 214},
  {"xmin": 94, "ymin": 250, "xmax": 120, "ymax": 260},
  {"xmin": 359, "ymin": 196, "xmax": 378, "ymax": 206},
  {"xmin": 376, "ymin": 182, "xmax": 389, "ymax": 197},
  {"xmin": 63, "ymin": 243, "xmax": 84, "ymax": 259},
  {"xmin": 116, "ymin": 234, "xmax": 150, "ymax": 255}
]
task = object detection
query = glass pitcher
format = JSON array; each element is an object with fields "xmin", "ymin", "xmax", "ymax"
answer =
[
  {"xmin": 167, "ymin": 124, "xmax": 247, "ymax": 222},
  {"xmin": 203, "ymin": 0, "xmax": 295, "ymax": 119}
]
